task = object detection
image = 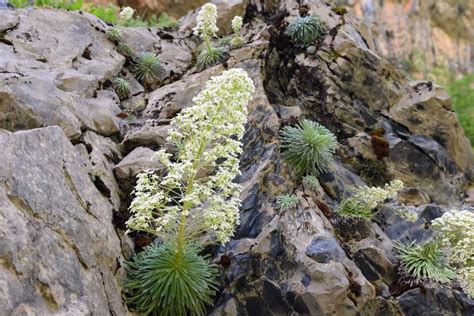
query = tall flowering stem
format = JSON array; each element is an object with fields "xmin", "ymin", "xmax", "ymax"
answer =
[
  {"xmin": 193, "ymin": 3, "xmax": 219, "ymax": 52},
  {"xmin": 127, "ymin": 69, "xmax": 255, "ymax": 255}
]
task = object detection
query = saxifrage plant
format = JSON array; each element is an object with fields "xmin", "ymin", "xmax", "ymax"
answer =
[
  {"xmin": 280, "ymin": 119, "xmax": 337, "ymax": 177},
  {"xmin": 394, "ymin": 240, "xmax": 456, "ymax": 286},
  {"xmin": 131, "ymin": 52, "xmax": 167, "ymax": 83},
  {"xmin": 124, "ymin": 68, "xmax": 255, "ymax": 315},
  {"xmin": 276, "ymin": 194, "xmax": 299, "ymax": 210},
  {"xmin": 285, "ymin": 15, "xmax": 326, "ymax": 48},
  {"xmin": 193, "ymin": 3, "xmax": 229, "ymax": 69}
]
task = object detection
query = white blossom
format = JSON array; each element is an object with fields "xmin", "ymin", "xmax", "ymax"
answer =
[
  {"xmin": 193, "ymin": 3, "xmax": 218, "ymax": 38},
  {"xmin": 353, "ymin": 180, "xmax": 404, "ymax": 210},
  {"xmin": 432, "ymin": 209, "xmax": 474, "ymax": 298},
  {"xmin": 119, "ymin": 7, "xmax": 134, "ymax": 21},
  {"xmin": 231, "ymin": 16, "xmax": 243, "ymax": 33},
  {"xmin": 127, "ymin": 68, "xmax": 255, "ymax": 244}
]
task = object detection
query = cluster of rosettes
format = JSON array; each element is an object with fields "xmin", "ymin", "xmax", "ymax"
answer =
[
  {"xmin": 432, "ymin": 209, "xmax": 474, "ymax": 298},
  {"xmin": 119, "ymin": 6, "xmax": 134, "ymax": 20},
  {"xmin": 127, "ymin": 68, "xmax": 255, "ymax": 244},
  {"xmin": 193, "ymin": 3, "xmax": 219, "ymax": 38},
  {"xmin": 354, "ymin": 179, "xmax": 404, "ymax": 210}
]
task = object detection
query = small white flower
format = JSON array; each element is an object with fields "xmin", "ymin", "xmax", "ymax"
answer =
[
  {"xmin": 432, "ymin": 209, "xmax": 474, "ymax": 298},
  {"xmin": 193, "ymin": 3, "xmax": 219, "ymax": 38},
  {"xmin": 119, "ymin": 7, "xmax": 134, "ymax": 21},
  {"xmin": 232, "ymin": 16, "xmax": 243, "ymax": 33}
]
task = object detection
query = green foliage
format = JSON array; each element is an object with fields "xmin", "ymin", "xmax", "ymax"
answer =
[
  {"xmin": 124, "ymin": 241, "xmax": 218, "ymax": 316},
  {"xmin": 285, "ymin": 15, "xmax": 326, "ymax": 48},
  {"xmin": 196, "ymin": 46, "xmax": 229, "ymax": 69},
  {"xmin": 132, "ymin": 52, "xmax": 166, "ymax": 83},
  {"xmin": 338, "ymin": 197, "xmax": 372, "ymax": 219},
  {"xmin": 9, "ymin": 0, "xmax": 172, "ymax": 28},
  {"xmin": 113, "ymin": 78, "xmax": 130, "ymax": 100},
  {"xmin": 230, "ymin": 36, "xmax": 244, "ymax": 48},
  {"xmin": 117, "ymin": 42, "xmax": 135, "ymax": 58},
  {"xmin": 302, "ymin": 175, "xmax": 320, "ymax": 190},
  {"xmin": 87, "ymin": 4, "xmax": 119, "ymax": 24},
  {"xmin": 155, "ymin": 13, "xmax": 178, "ymax": 29},
  {"xmin": 280, "ymin": 119, "xmax": 337, "ymax": 177},
  {"xmin": 10, "ymin": 0, "xmax": 83, "ymax": 10},
  {"xmin": 447, "ymin": 73, "xmax": 474, "ymax": 149},
  {"xmin": 394, "ymin": 241, "xmax": 456, "ymax": 285},
  {"xmin": 276, "ymin": 194, "xmax": 299, "ymax": 210},
  {"xmin": 106, "ymin": 27, "xmax": 122, "ymax": 43}
]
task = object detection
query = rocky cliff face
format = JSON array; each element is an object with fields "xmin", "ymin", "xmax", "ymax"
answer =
[
  {"xmin": 338, "ymin": 0, "xmax": 473, "ymax": 79},
  {"xmin": 0, "ymin": 1, "xmax": 473, "ymax": 315}
]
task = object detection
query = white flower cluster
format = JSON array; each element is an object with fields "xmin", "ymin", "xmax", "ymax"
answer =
[
  {"xmin": 354, "ymin": 180, "xmax": 404, "ymax": 210},
  {"xmin": 119, "ymin": 6, "xmax": 134, "ymax": 20},
  {"xmin": 232, "ymin": 16, "xmax": 243, "ymax": 33},
  {"xmin": 193, "ymin": 3, "xmax": 219, "ymax": 38},
  {"xmin": 127, "ymin": 69, "xmax": 255, "ymax": 244},
  {"xmin": 432, "ymin": 209, "xmax": 474, "ymax": 298}
]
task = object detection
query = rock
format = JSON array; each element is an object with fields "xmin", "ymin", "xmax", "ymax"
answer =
[
  {"xmin": 0, "ymin": 127, "xmax": 126, "ymax": 315},
  {"xmin": 346, "ymin": 0, "xmax": 473, "ymax": 77},
  {"xmin": 376, "ymin": 204, "xmax": 446, "ymax": 243},
  {"xmin": 122, "ymin": 120, "xmax": 171, "ymax": 152},
  {"xmin": 387, "ymin": 81, "xmax": 474, "ymax": 175},
  {"xmin": 0, "ymin": 9, "xmax": 124, "ymax": 139},
  {"xmin": 305, "ymin": 235, "xmax": 346, "ymax": 263},
  {"xmin": 398, "ymin": 286, "xmax": 472, "ymax": 316},
  {"xmin": 114, "ymin": 146, "xmax": 162, "ymax": 192},
  {"xmin": 79, "ymin": 131, "xmax": 123, "ymax": 209}
]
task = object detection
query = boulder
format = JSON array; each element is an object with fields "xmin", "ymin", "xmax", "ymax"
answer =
[{"xmin": 0, "ymin": 127, "xmax": 126, "ymax": 315}]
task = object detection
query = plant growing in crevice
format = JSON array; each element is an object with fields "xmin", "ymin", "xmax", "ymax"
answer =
[
  {"xmin": 285, "ymin": 15, "xmax": 326, "ymax": 48},
  {"xmin": 230, "ymin": 16, "xmax": 244, "ymax": 48},
  {"xmin": 113, "ymin": 78, "xmax": 130, "ymax": 100},
  {"xmin": 432, "ymin": 209, "xmax": 474, "ymax": 298},
  {"xmin": 276, "ymin": 194, "xmax": 299, "ymax": 210},
  {"xmin": 194, "ymin": 3, "xmax": 228, "ymax": 69},
  {"xmin": 131, "ymin": 52, "xmax": 167, "ymax": 83},
  {"xmin": 117, "ymin": 42, "xmax": 135, "ymax": 58},
  {"xmin": 106, "ymin": 27, "xmax": 122, "ymax": 43},
  {"xmin": 280, "ymin": 119, "xmax": 337, "ymax": 177},
  {"xmin": 303, "ymin": 175, "xmax": 320, "ymax": 190},
  {"xmin": 394, "ymin": 240, "xmax": 456, "ymax": 286},
  {"xmin": 338, "ymin": 180, "xmax": 404, "ymax": 219},
  {"xmin": 124, "ymin": 69, "xmax": 255, "ymax": 315},
  {"xmin": 123, "ymin": 241, "xmax": 218, "ymax": 316}
]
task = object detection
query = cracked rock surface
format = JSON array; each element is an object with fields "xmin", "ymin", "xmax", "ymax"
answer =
[{"xmin": 0, "ymin": 1, "xmax": 473, "ymax": 315}]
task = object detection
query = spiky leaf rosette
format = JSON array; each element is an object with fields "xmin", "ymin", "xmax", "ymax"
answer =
[
  {"xmin": 280, "ymin": 119, "xmax": 337, "ymax": 176},
  {"xmin": 197, "ymin": 46, "xmax": 229, "ymax": 69},
  {"xmin": 117, "ymin": 42, "xmax": 135, "ymax": 58},
  {"xmin": 132, "ymin": 52, "xmax": 167, "ymax": 83},
  {"xmin": 303, "ymin": 175, "xmax": 320, "ymax": 190},
  {"xmin": 124, "ymin": 241, "xmax": 218, "ymax": 316},
  {"xmin": 394, "ymin": 241, "xmax": 456, "ymax": 286},
  {"xmin": 106, "ymin": 27, "xmax": 122, "ymax": 43},
  {"xmin": 113, "ymin": 78, "xmax": 130, "ymax": 100},
  {"xmin": 338, "ymin": 198, "xmax": 372, "ymax": 219},
  {"xmin": 285, "ymin": 15, "xmax": 326, "ymax": 47},
  {"xmin": 276, "ymin": 194, "xmax": 299, "ymax": 210}
]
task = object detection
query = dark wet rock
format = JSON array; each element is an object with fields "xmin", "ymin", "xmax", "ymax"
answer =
[
  {"xmin": 397, "ymin": 287, "xmax": 471, "ymax": 316},
  {"xmin": 305, "ymin": 235, "xmax": 346, "ymax": 263}
]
